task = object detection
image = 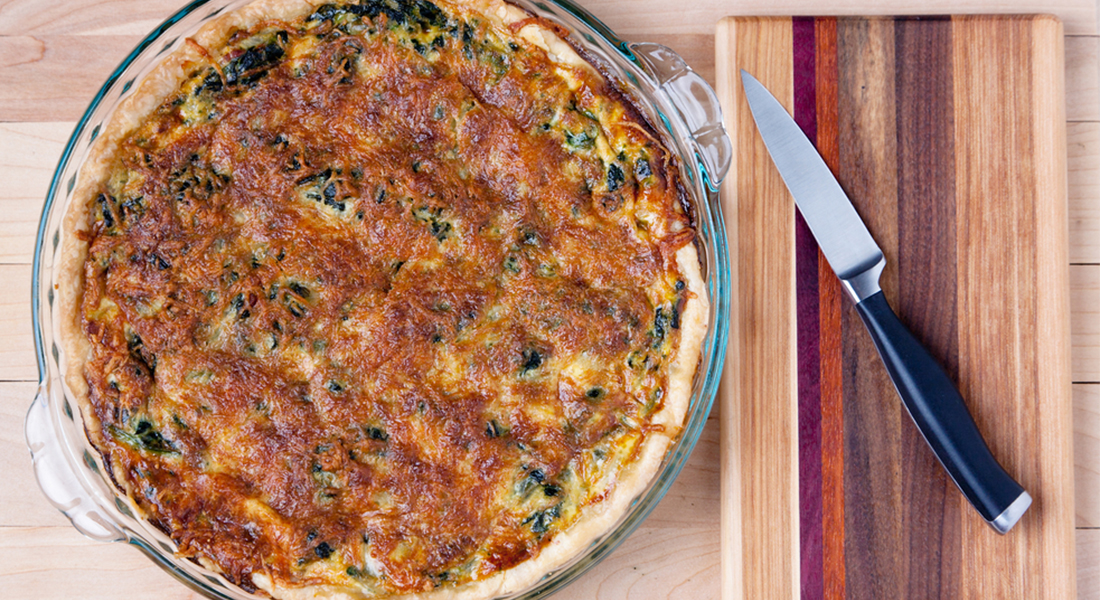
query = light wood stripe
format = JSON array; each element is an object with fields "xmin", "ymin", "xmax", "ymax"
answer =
[
  {"xmin": 716, "ymin": 16, "xmax": 799, "ymax": 600},
  {"xmin": 952, "ymin": 15, "xmax": 1074, "ymax": 599},
  {"xmin": 714, "ymin": 21, "xmax": 742, "ymax": 600}
]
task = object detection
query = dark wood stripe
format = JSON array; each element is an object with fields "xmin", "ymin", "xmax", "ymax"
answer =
[
  {"xmin": 813, "ymin": 16, "xmax": 846, "ymax": 600},
  {"xmin": 837, "ymin": 18, "xmax": 904, "ymax": 600},
  {"xmin": 893, "ymin": 17, "xmax": 961, "ymax": 599},
  {"xmin": 792, "ymin": 16, "xmax": 823, "ymax": 600}
]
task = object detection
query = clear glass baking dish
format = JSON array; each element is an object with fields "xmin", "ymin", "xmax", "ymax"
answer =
[{"xmin": 24, "ymin": 0, "xmax": 732, "ymax": 597}]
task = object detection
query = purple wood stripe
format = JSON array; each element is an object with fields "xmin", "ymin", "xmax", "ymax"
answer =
[
  {"xmin": 793, "ymin": 16, "xmax": 823, "ymax": 600},
  {"xmin": 893, "ymin": 16, "xmax": 961, "ymax": 597}
]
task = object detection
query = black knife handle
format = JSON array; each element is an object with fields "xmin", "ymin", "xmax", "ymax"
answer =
[{"xmin": 855, "ymin": 290, "xmax": 1031, "ymax": 534}]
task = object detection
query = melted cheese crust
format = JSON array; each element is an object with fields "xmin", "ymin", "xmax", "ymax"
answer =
[{"xmin": 63, "ymin": 1, "xmax": 705, "ymax": 597}]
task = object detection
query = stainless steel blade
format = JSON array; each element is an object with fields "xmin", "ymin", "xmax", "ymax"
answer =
[{"xmin": 741, "ymin": 70, "xmax": 885, "ymax": 302}]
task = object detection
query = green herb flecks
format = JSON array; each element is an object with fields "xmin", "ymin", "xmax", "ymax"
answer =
[
  {"xmin": 651, "ymin": 306, "xmax": 670, "ymax": 348},
  {"xmin": 520, "ymin": 349, "xmax": 542, "ymax": 374},
  {"xmin": 607, "ymin": 163, "xmax": 624, "ymax": 192},
  {"xmin": 486, "ymin": 419, "xmax": 508, "ymax": 438},
  {"xmin": 411, "ymin": 206, "xmax": 453, "ymax": 241},
  {"xmin": 109, "ymin": 419, "xmax": 178, "ymax": 455},
  {"xmin": 523, "ymin": 504, "xmax": 561, "ymax": 535},
  {"xmin": 296, "ymin": 168, "xmax": 350, "ymax": 214},
  {"xmin": 564, "ymin": 129, "xmax": 596, "ymax": 151},
  {"xmin": 223, "ymin": 31, "xmax": 287, "ymax": 88}
]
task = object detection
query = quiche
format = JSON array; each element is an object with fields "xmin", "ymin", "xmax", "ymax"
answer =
[{"xmin": 57, "ymin": 0, "xmax": 708, "ymax": 597}]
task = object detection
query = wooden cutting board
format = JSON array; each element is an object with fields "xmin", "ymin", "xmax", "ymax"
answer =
[{"xmin": 715, "ymin": 15, "xmax": 1075, "ymax": 600}]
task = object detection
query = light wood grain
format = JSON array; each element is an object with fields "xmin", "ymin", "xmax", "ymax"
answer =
[
  {"xmin": 952, "ymin": 16, "xmax": 1075, "ymax": 598},
  {"xmin": 0, "ymin": 123, "xmax": 73, "ymax": 265},
  {"xmin": 0, "ymin": 0, "xmax": 188, "ymax": 36},
  {"xmin": 0, "ymin": 36, "xmax": 139, "ymax": 122},
  {"xmin": 716, "ymin": 16, "xmax": 799, "ymax": 600},
  {"xmin": 0, "ymin": 265, "xmax": 35, "ymax": 382},
  {"xmin": 1068, "ymin": 35, "xmax": 1100, "ymax": 122},
  {"xmin": 714, "ymin": 23, "xmax": 743, "ymax": 600},
  {"xmin": 1081, "ymin": 529, "xmax": 1100, "ymax": 600},
  {"xmin": 1069, "ymin": 122, "xmax": 1100, "ymax": 264},
  {"xmin": 1073, "ymin": 265, "xmax": 1100, "ymax": 382},
  {"xmin": 561, "ymin": 0, "xmax": 1100, "ymax": 36},
  {"xmin": 1, "ymin": 0, "xmax": 1093, "ymax": 37},
  {"xmin": 0, "ymin": 382, "xmax": 70, "ymax": 527},
  {"xmin": 644, "ymin": 417, "xmax": 723, "ymax": 530},
  {"xmin": 1077, "ymin": 384, "xmax": 1100, "ymax": 527},
  {"xmin": 0, "ymin": 527, "xmax": 204, "ymax": 600},
  {"xmin": 714, "ymin": 21, "xmax": 743, "ymax": 600},
  {"xmin": 560, "ymin": 527, "xmax": 720, "ymax": 600}
]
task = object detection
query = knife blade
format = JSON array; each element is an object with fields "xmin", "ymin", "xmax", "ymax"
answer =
[{"xmin": 740, "ymin": 70, "xmax": 1031, "ymax": 534}]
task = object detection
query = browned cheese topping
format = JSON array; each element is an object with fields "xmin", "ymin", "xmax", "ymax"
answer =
[{"xmin": 78, "ymin": 0, "xmax": 695, "ymax": 595}]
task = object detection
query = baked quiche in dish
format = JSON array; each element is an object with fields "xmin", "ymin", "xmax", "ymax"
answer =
[{"xmin": 57, "ymin": 0, "xmax": 708, "ymax": 597}]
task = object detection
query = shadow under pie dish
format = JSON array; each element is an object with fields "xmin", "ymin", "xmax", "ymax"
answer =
[{"xmin": 26, "ymin": 0, "xmax": 732, "ymax": 598}]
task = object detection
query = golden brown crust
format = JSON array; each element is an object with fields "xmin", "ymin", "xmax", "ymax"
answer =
[{"xmin": 58, "ymin": 1, "xmax": 708, "ymax": 598}]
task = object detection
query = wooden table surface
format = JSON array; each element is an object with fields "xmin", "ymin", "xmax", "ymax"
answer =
[{"xmin": 0, "ymin": 0, "xmax": 1097, "ymax": 598}]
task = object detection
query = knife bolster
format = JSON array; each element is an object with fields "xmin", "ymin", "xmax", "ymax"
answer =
[{"xmin": 840, "ymin": 256, "xmax": 885, "ymax": 303}]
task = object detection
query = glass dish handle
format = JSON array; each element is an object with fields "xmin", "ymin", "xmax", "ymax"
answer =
[
  {"xmin": 25, "ymin": 386, "xmax": 125, "ymax": 543},
  {"xmin": 628, "ymin": 42, "xmax": 732, "ymax": 191}
]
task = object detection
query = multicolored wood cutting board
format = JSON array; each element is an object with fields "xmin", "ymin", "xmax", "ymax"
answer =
[{"xmin": 715, "ymin": 15, "xmax": 1074, "ymax": 600}]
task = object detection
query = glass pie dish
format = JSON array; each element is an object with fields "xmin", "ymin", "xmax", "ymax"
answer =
[{"xmin": 24, "ymin": 0, "xmax": 732, "ymax": 598}]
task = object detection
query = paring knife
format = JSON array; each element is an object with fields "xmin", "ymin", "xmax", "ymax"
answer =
[{"xmin": 740, "ymin": 70, "xmax": 1031, "ymax": 534}]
